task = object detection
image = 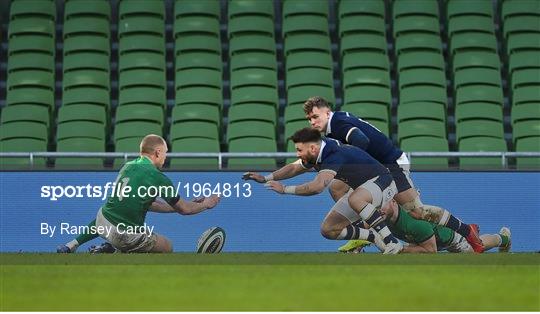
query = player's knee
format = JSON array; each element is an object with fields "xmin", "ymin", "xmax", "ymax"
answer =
[
  {"xmin": 401, "ymin": 198, "xmax": 423, "ymax": 219},
  {"xmin": 329, "ymin": 181, "xmax": 349, "ymax": 202},
  {"xmin": 320, "ymin": 222, "xmax": 340, "ymax": 240},
  {"xmin": 348, "ymin": 194, "xmax": 368, "ymax": 213},
  {"xmin": 420, "ymin": 205, "xmax": 444, "ymax": 223}
]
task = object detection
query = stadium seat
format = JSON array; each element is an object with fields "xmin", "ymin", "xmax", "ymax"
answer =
[
  {"xmin": 341, "ymin": 33, "xmax": 387, "ymax": 55},
  {"xmin": 284, "ymin": 105, "xmax": 307, "ymax": 123},
  {"xmin": 170, "ymin": 121, "xmax": 219, "ymax": 141},
  {"xmin": 174, "ymin": 32, "xmax": 221, "ymax": 54},
  {"xmin": 1, "ymin": 104, "xmax": 50, "ymax": 127},
  {"xmin": 455, "ymin": 85, "xmax": 504, "ymax": 107},
  {"xmin": 175, "ymin": 16, "xmax": 220, "ymax": 38},
  {"xmin": 119, "ymin": 0, "xmax": 165, "ymax": 20},
  {"xmin": 283, "ymin": 15, "xmax": 329, "ymax": 38},
  {"xmin": 338, "ymin": 0, "xmax": 385, "ymax": 19},
  {"xmin": 228, "ymin": 104, "xmax": 277, "ymax": 126},
  {"xmin": 64, "ymin": 52, "xmax": 109, "ymax": 73},
  {"xmin": 282, "ymin": 0, "xmax": 328, "ymax": 18},
  {"xmin": 448, "ymin": 16, "xmax": 495, "ymax": 38},
  {"xmin": 7, "ymin": 70, "xmax": 54, "ymax": 91},
  {"xmin": 9, "ymin": 18, "xmax": 55, "ymax": 38},
  {"xmin": 231, "ymin": 52, "xmax": 276, "ymax": 71},
  {"xmin": 285, "ymin": 120, "xmax": 311, "ymax": 141},
  {"xmin": 120, "ymin": 34, "xmax": 165, "ymax": 55},
  {"xmin": 64, "ymin": 35, "xmax": 110, "ymax": 55},
  {"xmin": 506, "ymin": 33, "xmax": 540, "ymax": 55},
  {"xmin": 287, "ymin": 51, "xmax": 333, "ymax": 71},
  {"xmin": 447, "ymin": 0, "xmax": 493, "ymax": 19},
  {"xmin": 172, "ymin": 104, "xmax": 221, "ymax": 128},
  {"xmin": 228, "ymin": 0, "xmax": 274, "ymax": 19},
  {"xmin": 450, "ymin": 32, "xmax": 497, "ymax": 55},
  {"xmin": 397, "ymin": 51, "xmax": 445, "ymax": 72},
  {"xmin": 399, "ymin": 68, "xmax": 446, "ymax": 90},
  {"xmin": 114, "ymin": 121, "xmax": 162, "ymax": 143},
  {"xmin": 342, "ymin": 52, "xmax": 389, "ymax": 73},
  {"xmin": 455, "ymin": 102, "xmax": 503, "ymax": 124},
  {"xmin": 344, "ymin": 86, "xmax": 391, "ymax": 108},
  {"xmin": 501, "ymin": 0, "xmax": 540, "ymax": 22},
  {"xmin": 393, "ymin": 0, "xmax": 439, "ymax": 19},
  {"xmin": 394, "ymin": 16, "xmax": 440, "ymax": 37},
  {"xmin": 397, "ymin": 102, "xmax": 446, "ymax": 124},
  {"xmin": 459, "ymin": 137, "xmax": 507, "ymax": 169},
  {"xmin": 58, "ymin": 104, "xmax": 107, "ymax": 126},
  {"xmin": 116, "ymin": 104, "xmax": 164, "ymax": 127},
  {"xmin": 515, "ymin": 137, "xmax": 540, "ymax": 169},
  {"xmin": 176, "ymin": 86, "xmax": 223, "ymax": 108},
  {"xmin": 512, "ymin": 69, "xmax": 540, "ymax": 90},
  {"xmin": 57, "ymin": 121, "xmax": 105, "ymax": 142},
  {"xmin": 118, "ymin": 87, "xmax": 166, "ymax": 108},
  {"xmin": 7, "ymin": 88, "xmax": 54, "ymax": 110},
  {"xmin": 287, "ymin": 68, "xmax": 333, "ymax": 90},
  {"xmin": 176, "ymin": 68, "xmax": 222, "ymax": 90},
  {"xmin": 230, "ymin": 15, "xmax": 274, "ymax": 39},
  {"xmin": 64, "ymin": 17, "xmax": 110, "ymax": 39},
  {"xmin": 454, "ymin": 68, "xmax": 502, "ymax": 90},
  {"xmin": 8, "ymin": 53, "xmax": 54, "ymax": 73},
  {"xmin": 231, "ymin": 68, "xmax": 278, "ymax": 90},
  {"xmin": 228, "ymin": 137, "xmax": 277, "ymax": 169},
  {"xmin": 288, "ymin": 85, "xmax": 336, "ymax": 107},
  {"xmin": 341, "ymin": 103, "xmax": 389, "ymax": 130},
  {"xmin": 508, "ymin": 51, "xmax": 540, "ymax": 74},
  {"xmin": 398, "ymin": 119, "xmax": 447, "ymax": 144},
  {"xmin": 229, "ymin": 34, "xmax": 275, "ymax": 56},
  {"xmin": 400, "ymin": 85, "xmax": 447, "ymax": 107},
  {"xmin": 10, "ymin": 0, "xmax": 56, "ymax": 20},
  {"xmin": 452, "ymin": 51, "xmax": 500, "ymax": 72},
  {"xmin": 8, "ymin": 35, "xmax": 55, "ymax": 56},
  {"xmin": 120, "ymin": 52, "xmax": 165, "ymax": 72},
  {"xmin": 513, "ymin": 120, "xmax": 540, "ymax": 145},
  {"xmin": 503, "ymin": 16, "xmax": 540, "ymax": 39},
  {"xmin": 340, "ymin": 15, "xmax": 385, "ymax": 37},
  {"xmin": 344, "ymin": 68, "xmax": 390, "ymax": 90},
  {"xmin": 512, "ymin": 86, "xmax": 540, "ymax": 107},
  {"xmin": 400, "ymin": 136, "xmax": 449, "ymax": 169},
  {"xmin": 512, "ymin": 103, "xmax": 540, "ymax": 126},
  {"xmin": 64, "ymin": 0, "xmax": 110, "ymax": 20},
  {"xmin": 395, "ymin": 33, "xmax": 442, "ymax": 55},
  {"xmin": 55, "ymin": 138, "xmax": 105, "ymax": 168},
  {"xmin": 227, "ymin": 121, "xmax": 275, "ymax": 142},
  {"xmin": 285, "ymin": 33, "xmax": 332, "ymax": 56},
  {"xmin": 170, "ymin": 137, "xmax": 220, "ymax": 170},
  {"xmin": 456, "ymin": 120, "xmax": 504, "ymax": 144},
  {"xmin": 0, "ymin": 138, "xmax": 47, "ymax": 168},
  {"xmin": 120, "ymin": 69, "xmax": 165, "ymax": 90},
  {"xmin": 174, "ymin": 0, "xmax": 220, "ymax": 20},
  {"xmin": 63, "ymin": 70, "xmax": 109, "ymax": 91},
  {"xmin": 0, "ymin": 121, "xmax": 48, "ymax": 143}
]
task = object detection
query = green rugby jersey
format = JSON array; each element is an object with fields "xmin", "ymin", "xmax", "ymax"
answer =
[
  {"xmin": 101, "ymin": 156, "xmax": 180, "ymax": 227},
  {"xmin": 387, "ymin": 206, "xmax": 455, "ymax": 249}
]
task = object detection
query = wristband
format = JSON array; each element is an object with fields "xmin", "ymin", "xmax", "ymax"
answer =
[
  {"xmin": 284, "ymin": 185, "xmax": 296, "ymax": 194},
  {"xmin": 264, "ymin": 174, "xmax": 274, "ymax": 182}
]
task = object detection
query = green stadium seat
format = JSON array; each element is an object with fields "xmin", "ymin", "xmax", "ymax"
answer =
[
  {"xmin": 450, "ymin": 32, "xmax": 497, "ymax": 55},
  {"xmin": 7, "ymin": 70, "xmax": 54, "ymax": 91},
  {"xmin": 58, "ymin": 104, "xmax": 107, "ymax": 126},
  {"xmin": 398, "ymin": 51, "xmax": 445, "ymax": 72},
  {"xmin": 119, "ymin": 0, "xmax": 165, "ymax": 20},
  {"xmin": 64, "ymin": 0, "xmax": 110, "ymax": 20},
  {"xmin": 231, "ymin": 52, "xmax": 276, "ymax": 71},
  {"xmin": 503, "ymin": 16, "xmax": 540, "ymax": 39},
  {"xmin": 0, "ymin": 121, "xmax": 48, "ymax": 143},
  {"xmin": 170, "ymin": 121, "xmax": 219, "ymax": 141},
  {"xmin": 120, "ymin": 51, "xmax": 165, "ymax": 72},
  {"xmin": 285, "ymin": 33, "xmax": 331, "ymax": 56},
  {"xmin": 114, "ymin": 121, "xmax": 162, "ymax": 143},
  {"xmin": 343, "ymin": 68, "xmax": 389, "ymax": 90},
  {"xmin": 394, "ymin": 16, "xmax": 440, "ymax": 38},
  {"xmin": 119, "ymin": 16, "xmax": 164, "ymax": 38},
  {"xmin": 64, "ymin": 35, "xmax": 110, "ymax": 55},
  {"xmin": 455, "ymin": 102, "xmax": 503, "ymax": 123},
  {"xmin": 229, "ymin": 0, "xmax": 274, "ymax": 19},
  {"xmin": 228, "ymin": 137, "xmax": 277, "ymax": 169},
  {"xmin": 341, "ymin": 33, "xmax": 387, "ymax": 55},
  {"xmin": 512, "ymin": 103, "xmax": 540, "ymax": 126},
  {"xmin": 400, "ymin": 136, "xmax": 449, "ymax": 169},
  {"xmin": 120, "ymin": 69, "xmax": 165, "ymax": 90},
  {"xmin": 400, "ymin": 85, "xmax": 447, "ymax": 107},
  {"xmin": 231, "ymin": 68, "xmax": 277, "ymax": 90},
  {"xmin": 1, "ymin": 104, "xmax": 50, "ymax": 127},
  {"xmin": 7, "ymin": 88, "xmax": 54, "ymax": 109},
  {"xmin": 63, "ymin": 69, "xmax": 109, "ymax": 91},
  {"xmin": 172, "ymin": 104, "xmax": 221, "ymax": 127},
  {"xmin": 228, "ymin": 104, "xmax": 277, "ymax": 126},
  {"xmin": 114, "ymin": 137, "xmax": 143, "ymax": 154},
  {"xmin": 456, "ymin": 120, "xmax": 504, "ymax": 143},
  {"xmin": 176, "ymin": 68, "xmax": 222, "ymax": 90},
  {"xmin": 64, "ymin": 52, "xmax": 109, "ymax": 73},
  {"xmin": 10, "ymin": 0, "xmax": 56, "ymax": 20},
  {"xmin": 8, "ymin": 52, "xmax": 55, "ymax": 73},
  {"xmin": 512, "ymin": 86, "xmax": 540, "ymax": 107},
  {"xmin": 175, "ymin": 15, "xmax": 220, "ymax": 38},
  {"xmin": 116, "ymin": 104, "xmax": 164, "ymax": 127},
  {"xmin": 63, "ymin": 87, "xmax": 109, "ymax": 108},
  {"xmin": 9, "ymin": 18, "xmax": 55, "ymax": 38},
  {"xmin": 170, "ymin": 137, "xmax": 220, "ymax": 170},
  {"xmin": 397, "ymin": 102, "xmax": 446, "ymax": 124},
  {"xmin": 284, "ymin": 105, "xmax": 307, "ymax": 123},
  {"xmin": 513, "ymin": 120, "xmax": 540, "ymax": 145},
  {"xmin": 455, "ymin": 85, "xmax": 503, "ymax": 107},
  {"xmin": 512, "ymin": 69, "xmax": 540, "ymax": 90},
  {"xmin": 340, "ymin": 15, "xmax": 385, "ymax": 37},
  {"xmin": 341, "ymin": 102, "xmax": 389, "ymax": 127},
  {"xmin": 395, "ymin": 33, "xmax": 442, "ymax": 55},
  {"xmin": 229, "ymin": 34, "xmax": 275, "ymax": 56},
  {"xmin": 509, "ymin": 51, "xmax": 540, "ymax": 74},
  {"xmin": 283, "ymin": 15, "xmax": 328, "ymax": 38},
  {"xmin": 459, "ymin": 137, "xmax": 507, "ymax": 169},
  {"xmin": 394, "ymin": 0, "xmax": 439, "ymax": 19},
  {"xmin": 452, "ymin": 51, "xmax": 500, "ymax": 72},
  {"xmin": 515, "ymin": 137, "xmax": 540, "ymax": 169},
  {"xmin": 447, "ymin": 0, "xmax": 493, "ymax": 19},
  {"xmin": 343, "ymin": 52, "xmax": 389, "ymax": 73},
  {"xmin": 231, "ymin": 86, "xmax": 278, "ymax": 111},
  {"xmin": 120, "ymin": 34, "xmax": 165, "ymax": 55},
  {"xmin": 285, "ymin": 120, "xmax": 311, "ymax": 140},
  {"xmin": 448, "ymin": 16, "xmax": 494, "ymax": 38},
  {"xmin": 175, "ymin": 0, "xmax": 220, "ymax": 20},
  {"xmin": 502, "ymin": 0, "xmax": 540, "ymax": 21},
  {"xmin": 119, "ymin": 86, "xmax": 166, "ymax": 109},
  {"xmin": 399, "ymin": 68, "xmax": 446, "ymax": 90},
  {"xmin": 339, "ymin": 0, "xmax": 385, "ymax": 19},
  {"xmin": 9, "ymin": 35, "xmax": 55, "ymax": 56},
  {"xmin": 344, "ymin": 86, "xmax": 391, "ymax": 108},
  {"xmin": 176, "ymin": 86, "xmax": 223, "ymax": 108},
  {"xmin": 363, "ymin": 119, "xmax": 389, "ymax": 136},
  {"xmin": 288, "ymin": 85, "xmax": 336, "ymax": 107},
  {"xmin": 55, "ymin": 138, "xmax": 105, "ymax": 168},
  {"xmin": 63, "ymin": 17, "xmax": 110, "ymax": 39},
  {"xmin": 57, "ymin": 121, "xmax": 105, "ymax": 142},
  {"xmin": 398, "ymin": 119, "xmax": 447, "ymax": 144},
  {"xmin": 506, "ymin": 33, "xmax": 540, "ymax": 55},
  {"xmin": 176, "ymin": 33, "xmax": 221, "ymax": 55},
  {"xmin": 282, "ymin": 0, "xmax": 328, "ymax": 18},
  {"xmin": 0, "ymin": 138, "xmax": 47, "ymax": 168},
  {"xmin": 227, "ymin": 121, "xmax": 275, "ymax": 142},
  {"xmin": 287, "ymin": 67, "xmax": 333, "ymax": 90},
  {"xmin": 229, "ymin": 15, "xmax": 274, "ymax": 38},
  {"xmin": 454, "ymin": 68, "xmax": 502, "ymax": 89}
]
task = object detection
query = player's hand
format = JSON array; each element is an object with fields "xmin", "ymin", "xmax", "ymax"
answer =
[
  {"xmin": 202, "ymin": 195, "xmax": 221, "ymax": 209},
  {"xmin": 242, "ymin": 171, "xmax": 266, "ymax": 183},
  {"xmin": 264, "ymin": 181, "xmax": 285, "ymax": 194},
  {"xmin": 192, "ymin": 196, "xmax": 205, "ymax": 203}
]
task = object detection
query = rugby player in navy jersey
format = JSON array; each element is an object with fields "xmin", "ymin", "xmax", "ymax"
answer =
[
  {"xmin": 301, "ymin": 96, "xmax": 484, "ymax": 253},
  {"xmin": 245, "ymin": 127, "xmax": 403, "ymax": 254}
]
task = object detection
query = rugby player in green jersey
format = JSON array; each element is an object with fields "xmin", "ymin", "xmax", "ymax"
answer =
[
  {"xmin": 341, "ymin": 199, "xmax": 511, "ymax": 253},
  {"xmin": 57, "ymin": 134, "xmax": 220, "ymax": 253}
]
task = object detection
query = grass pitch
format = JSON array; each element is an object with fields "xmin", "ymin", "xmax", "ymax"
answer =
[{"xmin": 1, "ymin": 253, "xmax": 538, "ymax": 311}]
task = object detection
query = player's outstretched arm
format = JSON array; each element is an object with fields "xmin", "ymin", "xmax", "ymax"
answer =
[
  {"xmin": 265, "ymin": 171, "xmax": 335, "ymax": 196},
  {"xmin": 401, "ymin": 236, "xmax": 437, "ymax": 253},
  {"xmin": 243, "ymin": 161, "xmax": 308, "ymax": 183},
  {"xmin": 173, "ymin": 195, "xmax": 221, "ymax": 215},
  {"xmin": 149, "ymin": 198, "xmax": 177, "ymax": 213}
]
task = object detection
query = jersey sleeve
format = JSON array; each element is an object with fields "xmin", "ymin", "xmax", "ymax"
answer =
[
  {"xmin": 332, "ymin": 118, "xmax": 358, "ymax": 144},
  {"xmin": 319, "ymin": 153, "xmax": 343, "ymax": 175},
  {"xmin": 154, "ymin": 172, "xmax": 180, "ymax": 206}
]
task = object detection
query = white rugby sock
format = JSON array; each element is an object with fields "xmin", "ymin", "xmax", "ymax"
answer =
[{"xmin": 66, "ymin": 239, "xmax": 79, "ymax": 252}]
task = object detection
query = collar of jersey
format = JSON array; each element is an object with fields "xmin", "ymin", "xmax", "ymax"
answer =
[
  {"xmin": 325, "ymin": 111, "xmax": 334, "ymax": 135},
  {"xmin": 316, "ymin": 140, "xmax": 327, "ymax": 164}
]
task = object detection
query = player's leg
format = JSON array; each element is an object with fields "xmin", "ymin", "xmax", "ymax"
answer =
[
  {"xmin": 148, "ymin": 234, "xmax": 173, "ymax": 253},
  {"xmin": 480, "ymin": 227, "xmax": 511, "ymax": 252},
  {"xmin": 56, "ymin": 219, "xmax": 99, "ymax": 253},
  {"xmin": 347, "ymin": 175, "xmax": 402, "ymax": 254},
  {"xmin": 328, "ymin": 179, "xmax": 352, "ymax": 202}
]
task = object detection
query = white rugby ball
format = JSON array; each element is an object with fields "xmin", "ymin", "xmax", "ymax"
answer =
[{"xmin": 196, "ymin": 227, "xmax": 226, "ymax": 253}]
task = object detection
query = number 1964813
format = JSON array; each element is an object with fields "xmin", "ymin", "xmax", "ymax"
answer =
[{"xmin": 179, "ymin": 182, "xmax": 252, "ymax": 198}]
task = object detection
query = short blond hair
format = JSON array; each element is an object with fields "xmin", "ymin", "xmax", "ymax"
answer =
[{"xmin": 140, "ymin": 134, "xmax": 166, "ymax": 154}]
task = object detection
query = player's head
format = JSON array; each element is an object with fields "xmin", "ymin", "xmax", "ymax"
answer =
[
  {"xmin": 289, "ymin": 127, "xmax": 322, "ymax": 165},
  {"xmin": 303, "ymin": 96, "xmax": 332, "ymax": 132},
  {"xmin": 380, "ymin": 199, "xmax": 398, "ymax": 219},
  {"xmin": 140, "ymin": 134, "xmax": 168, "ymax": 169}
]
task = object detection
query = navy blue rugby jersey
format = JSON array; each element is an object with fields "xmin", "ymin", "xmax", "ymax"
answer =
[
  {"xmin": 326, "ymin": 111, "xmax": 403, "ymax": 164},
  {"xmin": 303, "ymin": 138, "xmax": 391, "ymax": 189}
]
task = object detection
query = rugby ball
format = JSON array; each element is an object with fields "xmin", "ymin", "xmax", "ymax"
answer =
[{"xmin": 196, "ymin": 227, "xmax": 226, "ymax": 253}]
